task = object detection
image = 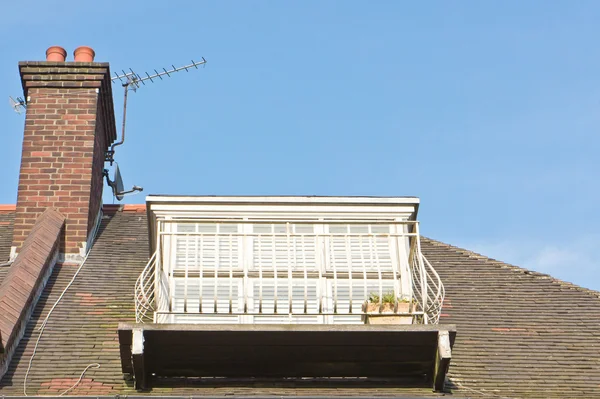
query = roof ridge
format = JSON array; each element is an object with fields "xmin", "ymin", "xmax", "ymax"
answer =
[{"xmin": 422, "ymin": 236, "xmax": 600, "ymax": 300}]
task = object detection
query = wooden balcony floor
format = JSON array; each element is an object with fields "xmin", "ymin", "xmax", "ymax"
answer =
[{"xmin": 118, "ymin": 323, "xmax": 456, "ymax": 392}]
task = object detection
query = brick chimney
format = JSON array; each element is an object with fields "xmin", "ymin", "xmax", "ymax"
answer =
[{"xmin": 11, "ymin": 46, "xmax": 117, "ymax": 261}]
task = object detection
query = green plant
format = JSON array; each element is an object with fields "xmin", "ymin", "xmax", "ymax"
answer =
[
  {"xmin": 368, "ymin": 291, "xmax": 397, "ymax": 304},
  {"xmin": 368, "ymin": 291, "xmax": 415, "ymax": 304}
]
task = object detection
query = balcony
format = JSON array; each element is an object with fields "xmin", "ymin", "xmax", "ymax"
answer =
[
  {"xmin": 135, "ymin": 220, "xmax": 445, "ymax": 325},
  {"xmin": 118, "ymin": 196, "xmax": 455, "ymax": 391}
]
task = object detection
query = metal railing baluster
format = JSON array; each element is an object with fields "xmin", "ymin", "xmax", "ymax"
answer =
[
  {"xmin": 371, "ymin": 234, "xmax": 383, "ymax": 309},
  {"xmin": 258, "ymin": 230, "xmax": 263, "ymax": 314},
  {"xmin": 316, "ymin": 234, "xmax": 323, "ymax": 314},
  {"xmin": 287, "ymin": 223, "xmax": 293, "ymax": 316},
  {"xmin": 214, "ymin": 225, "xmax": 219, "ymax": 313},
  {"xmin": 302, "ymin": 231, "xmax": 308, "ymax": 314},
  {"xmin": 199, "ymin": 235, "xmax": 203, "ymax": 313},
  {"xmin": 272, "ymin": 230, "xmax": 278, "ymax": 314},
  {"xmin": 331, "ymin": 233, "xmax": 338, "ymax": 314},
  {"xmin": 359, "ymin": 235, "xmax": 368, "ymax": 314},
  {"xmin": 229, "ymin": 233, "xmax": 234, "ymax": 314},
  {"xmin": 184, "ymin": 232, "xmax": 189, "ymax": 314},
  {"xmin": 345, "ymin": 234, "xmax": 353, "ymax": 314}
]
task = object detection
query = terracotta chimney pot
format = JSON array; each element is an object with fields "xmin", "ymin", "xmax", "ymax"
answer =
[
  {"xmin": 46, "ymin": 46, "xmax": 67, "ymax": 62},
  {"xmin": 73, "ymin": 46, "xmax": 95, "ymax": 62}
]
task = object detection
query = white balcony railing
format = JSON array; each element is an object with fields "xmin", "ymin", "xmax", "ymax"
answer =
[{"xmin": 135, "ymin": 220, "xmax": 444, "ymax": 325}]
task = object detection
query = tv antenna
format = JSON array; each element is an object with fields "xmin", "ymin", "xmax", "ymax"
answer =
[
  {"xmin": 105, "ymin": 58, "xmax": 207, "ymax": 165},
  {"xmin": 8, "ymin": 96, "xmax": 26, "ymax": 114},
  {"xmin": 104, "ymin": 57, "xmax": 206, "ymax": 201}
]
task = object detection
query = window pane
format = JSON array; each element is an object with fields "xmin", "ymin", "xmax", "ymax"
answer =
[
  {"xmin": 219, "ymin": 223, "xmax": 238, "ymax": 233},
  {"xmin": 177, "ymin": 223, "xmax": 196, "ymax": 232},
  {"xmin": 329, "ymin": 225, "xmax": 347, "ymax": 234},
  {"xmin": 196, "ymin": 223, "xmax": 217, "ymax": 233},
  {"xmin": 252, "ymin": 224, "xmax": 317, "ymax": 271},
  {"xmin": 175, "ymin": 224, "xmax": 240, "ymax": 270},
  {"xmin": 249, "ymin": 278, "xmax": 319, "ymax": 314},
  {"xmin": 253, "ymin": 224, "xmax": 271, "ymax": 234},
  {"xmin": 327, "ymin": 279, "xmax": 396, "ymax": 314},
  {"xmin": 349, "ymin": 224, "xmax": 369, "ymax": 234},
  {"xmin": 328, "ymin": 224, "xmax": 394, "ymax": 271},
  {"xmin": 173, "ymin": 278, "xmax": 242, "ymax": 314},
  {"xmin": 370, "ymin": 225, "xmax": 389, "ymax": 233}
]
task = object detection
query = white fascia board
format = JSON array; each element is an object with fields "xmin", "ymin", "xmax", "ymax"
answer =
[
  {"xmin": 149, "ymin": 205, "xmax": 416, "ymax": 219},
  {"xmin": 146, "ymin": 196, "xmax": 420, "ymax": 222},
  {"xmin": 146, "ymin": 195, "xmax": 420, "ymax": 205}
]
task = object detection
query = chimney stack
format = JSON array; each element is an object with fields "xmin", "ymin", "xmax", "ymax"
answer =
[{"xmin": 11, "ymin": 46, "xmax": 117, "ymax": 261}]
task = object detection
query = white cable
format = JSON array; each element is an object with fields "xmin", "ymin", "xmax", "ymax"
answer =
[
  {"xmin": 23, "ymin": 210, "xmax": 103, "ymax": 396},
  {"xmin": 453, "ymin": 380, "xmax": 519, "ymax": 399},
  {"xmin": 58, "ymin": 363, "xmax": 100, "ymax": 396}
]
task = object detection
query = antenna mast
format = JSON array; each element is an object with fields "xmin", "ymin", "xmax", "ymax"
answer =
[{"xmin": 106, "ymin": 58, "xmax": 207, "ymax": 164}]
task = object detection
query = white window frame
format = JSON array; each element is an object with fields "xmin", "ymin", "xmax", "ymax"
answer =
[{"xmin": 162, "ymin": 217, "xmax": 413, "ymax": 324}]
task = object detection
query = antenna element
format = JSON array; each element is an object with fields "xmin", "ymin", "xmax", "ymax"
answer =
[
  {"xmin": 105, "ymin": 58, "xmax": 207, "ymax": 164},
  {"xmin": 111, "ymin": 58, "xmax": 207, "ymax": 90},
  {"xmin": 9, "ymin": 96, "xmax": 26, "ymax": 114}
]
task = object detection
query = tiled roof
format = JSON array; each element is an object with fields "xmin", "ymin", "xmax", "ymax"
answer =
[
  {"xmin": 0, "ymin": 210, "xmax": 599, "ymax": 398},
  {"xmin": 0, "ymin": 208, "xmax": 64, "ymax": 355},
  {"xmin": 0, "ymin": 211, "xmax": 14, "ymax": 285},
  {"xmin": 424, "ymin": 239, "xmax": 600, "ymax": 398}
]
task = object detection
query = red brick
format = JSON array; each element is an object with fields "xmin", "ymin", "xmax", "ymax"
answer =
[{"xmin": 12, "ymin": 64, "xmax": 116, "ymax": 255}]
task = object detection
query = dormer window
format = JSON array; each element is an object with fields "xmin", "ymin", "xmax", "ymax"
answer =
[{"xmin": 139, "ymin": 196, "xmax": 444, "ymax": 325}]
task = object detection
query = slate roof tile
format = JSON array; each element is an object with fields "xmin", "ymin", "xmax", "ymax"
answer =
[{"xmin": 0, "ymin": 210, "xmax": 598, "ymax": 398}]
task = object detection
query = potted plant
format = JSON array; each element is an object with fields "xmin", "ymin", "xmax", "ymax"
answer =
[{"xmin": 362, "ymin": 291, "xmax": 413, "ymax": 325}]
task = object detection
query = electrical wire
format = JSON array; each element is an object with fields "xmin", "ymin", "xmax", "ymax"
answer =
[
  {"xmin": 58, "ymin": 363, "xmax": 100, "ymax": 396},
  {"xmin": 453, "ymin": 380, "xmax": 520, "ymax": 399},
  {"xmin": 23, "ymin": 210, "xmax": 103, "ymax": 396}
]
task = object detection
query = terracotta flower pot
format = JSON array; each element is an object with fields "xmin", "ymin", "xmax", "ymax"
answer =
[
  {"xmin": 362, "ymin": 301, "xmax": 413, "ymax": 325},
  {"xmin": 73, "ymin": 46, "xmax": 95, "ymax": 62},
  {"xmin": 46, "ymin": 46, "xmax": 67, "ymax": 62}
]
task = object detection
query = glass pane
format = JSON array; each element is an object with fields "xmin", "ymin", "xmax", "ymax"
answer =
[
  {"xmin": 294, "ymin": 224, "xmax": 314, "ymax": 234},
  {"xmin": 174, "ymin": 224, "xmax": 240, "ymax": 270},
  {"xmin": 327, "ymin": 279, "xmax": 396, "ymax": 314},
  {"xmin": 273, "ymin": 224, "xmax": 287, "ymax": 234},
  {"xmin": 173, "ymin": 278, "xmax": 241, "ymax": 314},
  {"xmin": 219, "ymin": 223, "xmax": 238, "ymax": 233},
  {"xmin": 249, "ymin": 278, "xmax": 320, "ymax": 314},
  {"xmin": 177, "ymin": 223, "xmax": 195, "ymax": 232},
  {"xmin": 253, "ymin": 224, "xmax": 272, "ymax": 234},
  {"xmin": 349, "ymin": 224, "xmax": 369, "ymax": 234},
  {"xmin": 329, "ymin": 225, "xmax": 347, "ymax": 234},
  {"xmin": 371, "ymin": 225, "xmax": 389, "ymax": 233},
  {"xmin": 196, "ymin": 223, "xmax": 217, "ymax": 233},
  {"xmin": 252, "ymin": 224, "xmax": 317, "ymax": 271},
  {"xmin": 327, "ymin": 224, "xmax": 394, "ymax": 271}
]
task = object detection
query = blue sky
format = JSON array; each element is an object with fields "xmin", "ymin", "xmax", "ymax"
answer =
[{"xmin": 1, "ymin": 1, "xmax": 598, "ymax": 290}]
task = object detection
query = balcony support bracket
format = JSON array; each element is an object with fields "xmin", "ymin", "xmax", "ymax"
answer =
[
  {"xmin": 433, "ymin": 330, "xmax": 452, "ymax": 392},
  {"xmin": 132, "ymin": 328, "xmax": 149, "ymax": 390}
]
